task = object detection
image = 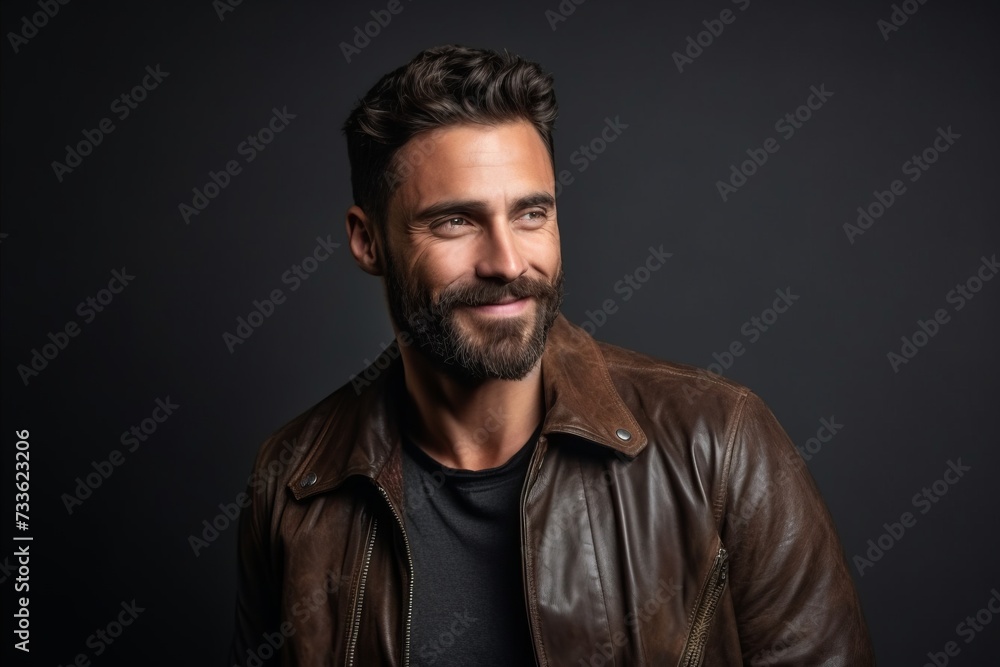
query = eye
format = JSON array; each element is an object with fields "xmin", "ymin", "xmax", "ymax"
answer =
[
  {"xmin": 434, "ymin": 217, "xmax": 469, "ymax": 229},
  {"xmin": 519, "ymin": 210, "xmax": 548, "ymax": 224}
]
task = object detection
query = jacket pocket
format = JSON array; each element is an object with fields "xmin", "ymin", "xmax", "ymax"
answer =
[{"xmin": 678, "ymin": 546, "xmax": 729, "ymax": 667}]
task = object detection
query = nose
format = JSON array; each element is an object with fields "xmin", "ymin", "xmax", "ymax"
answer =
[{"xmin": 474, "ymin": 221, "xmax": 529, "ymax": 283}]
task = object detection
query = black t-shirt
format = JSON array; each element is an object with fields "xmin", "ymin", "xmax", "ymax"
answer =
[{"xmin": 401, "ymin": 424, "xmax": 541, "ymax": 667}]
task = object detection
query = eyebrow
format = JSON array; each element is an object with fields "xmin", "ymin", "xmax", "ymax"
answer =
[{"xmin": 411, "ymin": 192, "xmax": 556, "ymax": 223}]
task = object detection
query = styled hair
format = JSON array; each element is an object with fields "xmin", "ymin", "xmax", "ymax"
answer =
[{"xmin": 341, "ymin": 44, "xmax": 559, "ymax": 235}]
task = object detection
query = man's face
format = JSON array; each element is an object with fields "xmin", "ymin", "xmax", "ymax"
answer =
[{"xmin": 380, "ymin": 120, "xmax": 564, "ymax": 382}]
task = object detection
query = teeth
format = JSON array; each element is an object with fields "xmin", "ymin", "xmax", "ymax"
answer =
[{"xmin": 471, "ymin": 297, "xmax": 525, "ymax": 306}]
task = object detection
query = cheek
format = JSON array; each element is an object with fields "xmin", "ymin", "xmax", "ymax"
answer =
[
  {"xmin": 412, "ymin": 243, "xmax": 470, "ymax": 288},
  {"xmin": 534, "ymin": 237, "xmax": 562, "ymax": 275}
]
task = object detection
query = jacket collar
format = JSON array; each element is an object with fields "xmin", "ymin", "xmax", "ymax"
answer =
[{"xmin": 289, "ymin": 312, "xmax": 647, "ymax": 500}]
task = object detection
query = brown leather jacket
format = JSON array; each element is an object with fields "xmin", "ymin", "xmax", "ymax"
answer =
[{"xmin": 230, "ymin": 313, "xmax": 875, "ymax": 666}]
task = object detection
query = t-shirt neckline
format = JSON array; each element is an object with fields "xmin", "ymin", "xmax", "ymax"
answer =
[{"xmin": 402, "ymin": 421, "xmax": 542, "ymax": 482}]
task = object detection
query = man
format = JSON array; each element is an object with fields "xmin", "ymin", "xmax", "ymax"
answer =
[{"xmin": 230, "ymin": 44, "xmax": 875, "ymax": 666}]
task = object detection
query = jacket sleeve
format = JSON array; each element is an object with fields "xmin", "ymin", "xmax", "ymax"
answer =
[
  {"xmin": 719, "ymin": 391, "xmax": 876, "ymax": 666},
  {"xmin": 229, "ymin": 451, "xmax": 283, "ymax": 667}
]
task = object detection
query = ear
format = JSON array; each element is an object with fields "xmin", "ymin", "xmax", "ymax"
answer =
[{"xmin": 346, "ymin": 205, "xmax": 384, "ymax": 276}]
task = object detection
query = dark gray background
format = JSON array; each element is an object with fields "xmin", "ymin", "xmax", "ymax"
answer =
[{"xmin": 2, "ymin": 0, "xmax": 998, "ymax": 664}]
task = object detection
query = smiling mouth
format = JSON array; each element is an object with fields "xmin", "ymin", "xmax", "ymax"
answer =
[
  {"xmin": 462, "ymin": 296, "xmax": 532, "ymax": 314},
  {"xmin": 479, "ymin": 296, "xmax": 522, "ymax": 306}
]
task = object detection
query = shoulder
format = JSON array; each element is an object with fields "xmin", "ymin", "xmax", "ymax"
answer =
[
  {"xmin": 594, "ymin": 337, "xmax": 753, "ymax": 428},
  {"xmin": 590, "ymin": 337, "xmax": 794, "ymax": 527},
  {"xmin": 592, "ymin": 338, "xmax": 772, "ymax": 483},
  {"xmin": 248, "ymin": 347, "xmax": 405, "ymax": 496},
  {"xmin": 248, "ymin": 380, "xmax": 361, "ymax": 487}
]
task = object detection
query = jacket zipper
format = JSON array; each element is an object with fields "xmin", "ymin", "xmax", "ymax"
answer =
[
  {"xmin": 346, "ymin": 516, "xmax": 378, "ymax": 667},
  {"xmin": 377, "ymin": 484, "xmax": 414, "ymax": 667},
  {"xmin": 679, "ymin": 546, "xmax": 729, "ymax": 667},
  {"xmin": 519, "ymin": 436, "xmax": 548, "ymax": 667}
]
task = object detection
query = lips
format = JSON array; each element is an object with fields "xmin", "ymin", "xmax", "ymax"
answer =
[
  {"xmin": 480, "ymin": 296, "xmax": 522, "ymax": 306},
  {"xmin": 460, "ymin": 296, "xmax": 532, "ymax": 315},
  {"xmin": 461, "ymin": 294, "xmax": 527, "ymax": 307}
]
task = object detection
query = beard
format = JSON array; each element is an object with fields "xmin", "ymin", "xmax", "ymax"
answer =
[{"xmin": 382, "ymin": 244, "xmax": 564, "ymax": 382}]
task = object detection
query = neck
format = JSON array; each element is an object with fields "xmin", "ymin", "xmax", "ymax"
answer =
[{"xmin": 395, "ymin": 329, "xmax": 545, "ymax": 471}]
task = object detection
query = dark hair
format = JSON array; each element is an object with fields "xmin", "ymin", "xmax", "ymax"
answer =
[{"xmin": 341, "ymin": 44, "xmax": 559, "ymax": 235}]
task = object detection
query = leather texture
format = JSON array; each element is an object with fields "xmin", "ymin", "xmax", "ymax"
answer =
[{"xmin": 230, "ymin": 313, "xmax": 876, "ymax": 666}]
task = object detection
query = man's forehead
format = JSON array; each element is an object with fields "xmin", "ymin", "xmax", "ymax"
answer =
[{"xmin": 390, "ymin": 121, "xmax": 555, "ymax": 216}]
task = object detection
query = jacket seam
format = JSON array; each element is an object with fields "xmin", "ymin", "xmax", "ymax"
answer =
[
  {"xmin": 580, "ymin": 456, "xmax": 620, "ymax": 667},
  {"xmin": 523, "ymin": 472, "xmax": 549, "ymax": 667},
  {"xmin": 713, "ymin": 389, "xmax": 751, "ymax": 531},
  {"xmin": 593, "ymin": 345, "xmax": 644, "ymax": 440},
  {"xmin": 287, "ymin": 404, "xmax": 341, "ymax": 493},
  {"xmin": 602, "ymin": 360, "xmax": 748, "ymax": 398}
]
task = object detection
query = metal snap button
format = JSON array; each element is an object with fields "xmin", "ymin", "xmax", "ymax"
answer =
[
  {"xmin": 615, "ymin": 428, "xmax": 632, "ymax": 441},
  {"xmin": 300, "ymin": 472, "xmax": 318, "ymax": 488}
]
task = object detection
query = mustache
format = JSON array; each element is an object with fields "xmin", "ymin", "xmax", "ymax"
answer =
[{"xmin": 434, "ymin": 276, "xmax": 558, "ymax": 310}]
